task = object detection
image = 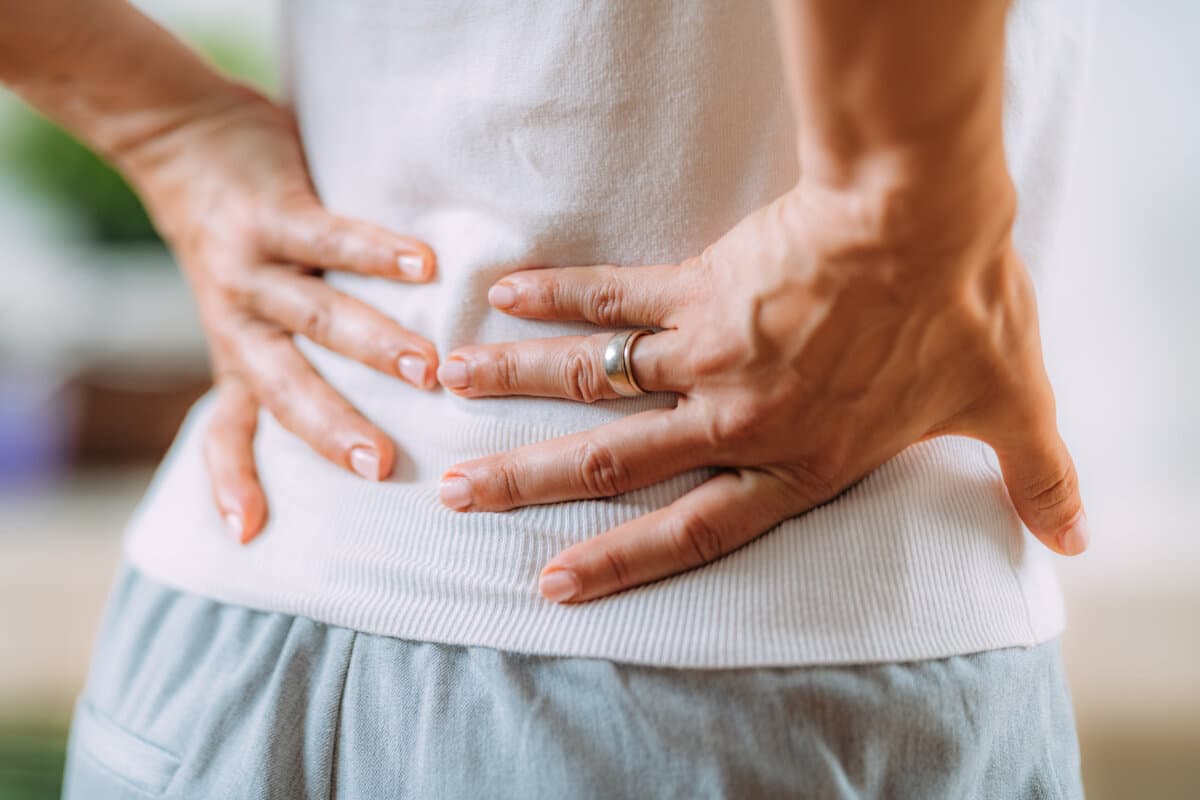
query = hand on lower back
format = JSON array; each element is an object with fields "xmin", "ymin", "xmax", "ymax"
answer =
[
  {"xmin": 125, "ymin": 87, "xmax": 440, "ymax": 543},
  {"xmin": 437, "ymin": 173, "xmax": 1089, "ymax": 603}
]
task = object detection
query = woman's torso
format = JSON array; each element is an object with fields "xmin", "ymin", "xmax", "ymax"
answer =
[{"xmin": 122, "ymin": 0, "xmax": 1089, "ymax": 666}]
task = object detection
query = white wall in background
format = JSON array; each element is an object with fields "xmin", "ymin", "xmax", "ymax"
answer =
[{"xmin": 1042, "ymin": 0, "xmax": 1200, "ymax": 584}]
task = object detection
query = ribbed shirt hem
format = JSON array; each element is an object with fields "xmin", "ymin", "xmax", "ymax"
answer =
[{"xmin": 123, "ymin": 395, "xmax": 1064, "ymax": 669}]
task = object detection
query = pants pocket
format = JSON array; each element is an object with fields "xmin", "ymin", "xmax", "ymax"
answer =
[{"xmin": 62, "ymin": 699, "xmax": 180, "ymax": 799}]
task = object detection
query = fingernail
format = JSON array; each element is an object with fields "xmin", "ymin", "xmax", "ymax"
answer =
[
  {"xmin": 350, "ymin": 447, "xmax": 383, "ymax": 481},
  {"xmin": 398, "ymin": 354, "xmax": 429, "ymax": 387},
  {"xmin": 488, "ymin": 283, "xmax": 517, "ymax": 309},
  {"xmin": 1058, "ymin": 513, "xmax": 1090, "ymax": 556},
  {"xmin": 397, "ymin": 253, "xmax": 426, "ymax": 279},
  {"xmin": 539, "ymin": 569, "xmax": 580, "ymax": 603},
  {"xmin": 437, "ymin": 359, "xmax": 470, "ymax": 389},
  {"xmin": 438, "ymin": 476, "xmax": 472, "ymax": 510},
  {"xmin": 223, "ymin": 511, "xmax": 244, "ymax": 542}
]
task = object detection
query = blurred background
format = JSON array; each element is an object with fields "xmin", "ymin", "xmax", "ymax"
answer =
[{"xmin": 0, "ymin": 1, "xmax": 1196, "ymax": 798}]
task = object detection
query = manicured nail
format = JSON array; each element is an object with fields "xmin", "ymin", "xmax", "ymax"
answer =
[
  {"xmin": 437, "ymin": 359, "xmax": 470, "ymax": 390},
  {"xmin": 1058, "ymin": 513, "xmax": 1090, "ymax": 556},
  {"xmin": 350, "ymin": 447, "xmax": 383, "ymax": 481},
  {"xmin": 488, "ymin": 283, "xmax": 517, "ymax": 309},
  {"xmin": 539, "ymin": 569, "xmax": 580, "ymax": 603},
  {"xmin": 439, "ymin": 476, "xmax": 472, "ymax": 510},
  {"xmin": 397, "ymin": 253, "xmax": 426, "ymax": 279},
  {"xmin": 223, "ymin": 511, "xmax": 244, "ymax": 542},
  {"xmin": 398, "ymin": 354, "xmax": 429, "ymax": 387}
]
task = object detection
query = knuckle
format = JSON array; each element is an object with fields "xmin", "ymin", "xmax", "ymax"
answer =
[
  {"xmin": 230, "ymin": 319, "xmax": 277, "ymax": 364},
  {"xmin": 251, "ymin": 348, "xmax": 294, "ymax": 411},
  {"xmin": 494, "ymin": 463, "xmax": 526, "ymax": 507},
  {"xmin": 257, "ymin": 371, "xmax": 290, "ymax": 411},
  {"xmin": 669, "ymin": 513, "xmax": 726, "ymax": 568},
  {"xmin": 703, "ymin": 399, "xmax": 766, "ymax": 450},
  {"xmin": 200, "ymin": 258, "xmax": 254, "ymax": 309},
  {"xmin": 213, "ymin": 386, "xmax": 251, "ymax": 423},
  {"xmin": 688, "ymin": 332, "xmax": 744, "ymax": 379},
  {"xmin": 535, "ymin": 276, "xmax": 564, "ymax": 310},
  {"xmin": 588, "ymin": 280, "xmax": 624, "ymax": 326},
  {"xmin": 209, "ymin": 263, "xmax": 243, "ymax": 299},
  {"xmin": 602, "ymin": 548, "xmax": 633, "ymax": 590},
  {"xmin": 204, "ymin": 312, "xmax": 242, "ymax": 352},
  {"xmin": 1026, "ymin": 462, "xmax": 1079, "ymax": 515},
  {"xmin": 298, "ymin": 297, "xmax": 334, "ymax": 343},
  {"xmin": 310, "ymin": 221, "xmax": 350, "ymax": 263},
  {"xmin": 575, "ymin": 440, "xmax": 629, "ymax": 497},
  {"xmin": 563, "ymin": 343, "xmax": 605, "ymax": 402},
  {"xmin": 493, "ymin": 350, "xmax": 521, "ymax": 393},
  {"xmin": 776, "ymin": 457, "xmax": 840, "ymax": 503},
  {"xmin": 202, "ymin": 419, "xmax": 224, "ymax": 458},
  {"xmin": 203, "ymin": 403, "xmax": 255, "ymax": 463}
]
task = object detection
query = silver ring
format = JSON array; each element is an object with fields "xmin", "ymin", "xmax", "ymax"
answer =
[{"xmin": 603, "ymin": 328, "xmax": 654, "ymax": 397}]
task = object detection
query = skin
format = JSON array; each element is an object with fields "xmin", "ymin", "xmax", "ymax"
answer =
[
  {"xmin": 0, "ymin": 0, "xmax": 440, "ymax": 542},
  {"xmin": 438, "ymin": 0, "xmax": 1090, "ymax": 603},
  {"xmin": 1, "ymin": 1, "xmax": 1087, "ymax": 598}
]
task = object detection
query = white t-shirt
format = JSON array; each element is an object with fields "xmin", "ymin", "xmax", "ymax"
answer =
[{"xmin": 123, "ymin": 0, "xmax": 1091, "ymax": 667}]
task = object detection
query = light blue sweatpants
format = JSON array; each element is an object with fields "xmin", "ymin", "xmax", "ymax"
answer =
[{"xmin": 63, "ymin": 563, "xmax": 1084, "ymax": 799}]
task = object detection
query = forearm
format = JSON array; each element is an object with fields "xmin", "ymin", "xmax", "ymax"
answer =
[
  {"xmin": 771, "ymin": 0, "xmax": 1014, "ymax": 246},
  {"xmin": 0, "ymin": 0, "xmax": 247, "ymax": 181}
]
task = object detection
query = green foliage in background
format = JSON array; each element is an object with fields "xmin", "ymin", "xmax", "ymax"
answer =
[
  {"xmin": 0, "ymin": 726, "xmax": 66, "ymax": 800},
  {"xmin": 4, "ymin": 113, "xmax": 158, "ymax": 243},
  {"xmin": 0, "ymin": 31, "xmax": 276, "ymax": 247}
]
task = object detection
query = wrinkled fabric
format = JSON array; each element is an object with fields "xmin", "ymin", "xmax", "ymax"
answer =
[{"xmin": 64, "ymin": 565, "xmax": 1084, "ymax": 799}]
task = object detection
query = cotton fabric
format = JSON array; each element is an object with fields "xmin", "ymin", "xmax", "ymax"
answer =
[
  {"xmin": 120, "ymin": 0, "xmax": 1093, "ymax": 667},
  {"xmin": 63, "ymin": 564, "xmax": 1084, "ymax": 799}
]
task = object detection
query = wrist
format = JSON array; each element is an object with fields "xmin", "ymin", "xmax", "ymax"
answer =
[
  {"xmin": 0, "ymin": 0, "xmax": 263, "ymax": 222},
  {"xmin": 116, "ymin": 81, "xmax": 271, "ymax": 192},
  {"xmin": 789, "ymin": 139, "xmax": 1017, "ymax": 269},
  {"xmin": 772, "ymin": 0, "xmax": 1014, "ymax": 257},
  {"xmin": 117, "ymin": 85, "xmax": 292, "ymax": 245}
]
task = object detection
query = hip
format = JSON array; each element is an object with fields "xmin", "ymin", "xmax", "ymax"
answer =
[
  {"xmin": 123, "ymin": 392, "xmax": 1064, "ymax": 666},
  {"xmin": 65, "ymin": 562, "xmax": 1082, "ymax": 799}
]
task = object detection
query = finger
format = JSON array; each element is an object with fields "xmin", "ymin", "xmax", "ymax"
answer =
[
  {"xmin": 537, "ymin": 469, "xmax": 798, "ymax": 603},
  {"xmin": 233, "ymin": 320, "xmax": 397, "ymax": 481},
  {"xmin": 487, "ymin": 262, "xmax": 690, "ymax": 327},
  {"xmin": 438, "ymin": 406, "xmax": 708, "ymax": 512},
  {"xmin": 992, "ymin": 420, "xmax": 1089, "ymax": 557},
  {"xmin": 203, "ymin": 379, "xmax": 268, "ymax": 544},
  {"xmin": 248, "ymin": 265, "xmax": 437, "ymax": 389},
  {"xmin": 259, "ymin": 198, "xmax": 436, "ymax": 281},
  {"xmin": 437, "ymin": 329, "xmax": 690, "ymax": 400},
  {"xmin": 975, "ymin": 252, "xmax": 1088, "ymax": 557}
]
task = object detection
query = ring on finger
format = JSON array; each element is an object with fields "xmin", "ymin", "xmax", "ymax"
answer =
[{"xmin": 603, "ymin": 328, "xmax": 655, "ymax": 397}]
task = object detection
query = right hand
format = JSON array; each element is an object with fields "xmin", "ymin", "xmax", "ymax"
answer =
[{"xmin": 124, "ymin": 85, "xmax": 439, "ymax": 544}]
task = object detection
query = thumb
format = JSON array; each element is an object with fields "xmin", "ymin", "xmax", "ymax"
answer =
[{"xmin": 992, "ymin": 421, "xmax": 1089, "ymax": 557}]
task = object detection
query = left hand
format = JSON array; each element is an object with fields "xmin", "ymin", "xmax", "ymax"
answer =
[{"xmin": 436, "ymin": 180, "xmax": 1089, "ymax": 604}]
